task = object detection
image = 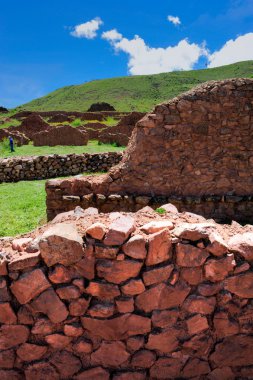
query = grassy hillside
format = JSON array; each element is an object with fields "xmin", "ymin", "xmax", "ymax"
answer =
[{"xmin": 19, "ymin": 61, "xmax": 253, "ymax": 112}]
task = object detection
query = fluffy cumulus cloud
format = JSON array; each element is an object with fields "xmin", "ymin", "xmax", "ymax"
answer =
[
  {"xmin": 208, "ymin": 32, "xmax": 253, "ymax": 67},
  {"xmin": 103, "ymin": 30, "xmax": 208, "ymax": 75},
  {"xmin": 167, "ymin": 15, "xmax": 181, "ymax": 26},
  {"xmin": 71, "ymin": 17, "xmax": 103, "ymax": 39}
]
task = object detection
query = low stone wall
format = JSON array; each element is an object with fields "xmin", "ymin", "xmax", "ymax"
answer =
[
  {"xmin": 1, "ymin": 210, "xmax": 253, "ymax": 378},
  {"xmin": 0, "ymin": 153, "xmax": 122, "ymax": 183}
]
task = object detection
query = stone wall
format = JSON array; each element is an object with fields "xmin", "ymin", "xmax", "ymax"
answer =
[
  {"xmin": 1, "ymin": 209, "xmax": 253, "ymax": 378},
  {"xmin": 0, "ymin": 153, "xmax": 122, "ymax": 183}
]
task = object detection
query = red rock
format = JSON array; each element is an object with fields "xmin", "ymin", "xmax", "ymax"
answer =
[
  {"xmin": 12, "ymin": 238, "xmax": 32, "ymax": 252},
  {"xmin": 17, "ymin": 343, "xmax": 47, "ymax": 361},
  {"xmin": 183, "ymin": 334, "xmax": 213, "ymax": 359},
  {"xmin": 74, "ymin": 256, "xmax": 95, "ymax": 280},
  {"xmin": 64, "ymin": 324, "xmax": 84, "ymax": 337},
  {"xmin": 91, "ymin": 341, "xmax": 130, "ymax": 367},
  {"xmin": 81, "ymin": 313, "xmax": 151, "ymax": 340},
  {"xmin": 135, "ymin": 282, "xmax": 190, "ymax": 313},
  {"xmin": 181, "ymin": 267, "xmax": 203, "ymax": 285},
  {"xmin": 86, "ymin": 222, "xmax": 107, "ymax": 240},
  {"xmin": 207, "ymin": 232, "xmax": 228, "ymax": 256},
  {"xmin": 213, "ymin": 312, "xmax": 239, "ymax": 338},
  {"xmin": 234, "ymin": 262, "xmax": 250, "ymax": 274},
  {"xmin": 56, "ymin": 285, "xmax": 80, "ymax": 300},
  {"xmin": 48, "ymin": 265, "xmax": 71, "ymax": 283},
  {"xmin": 50, "ymin": 350, "xmax": 81, "ymax": 378},
  {"xmin": 187, "ymin": 314, "xmax": 209, "ymax": 335},
  {"xmin": 143, "ymin": 264, "xmax": 174, "ymax": 286},
  {"xmin": 69, "ymin": 297, "xmax": 90, "ymax": 316},
  {"xmin": 97, "ymin": 259, "xmax": 142, "ymax": 284},
  {"xmin": 0, "ymin": 325, "xmax": 29, "ymax": 350},
  {"xmin": 45, "ymin": 334, "xmax": 72, "ymax": 349},
  {"xmin": 141, "ymin": 220, "xmax": 174, "ymax": 234},
  {"xmin": 152, "ymin": 309, "xmax": 179, "ymax": 328},
  {"xmin": 210, "ymin": 335, "xmax": 253, "ymax": 367},
  {"xmin": 8, "ymin": 252, "xmax": 40, "ymax": 271},
  {"xmin": 0, "ymin": 303, "xmax": 17, "ymax": 324},
  {"xmin": 25, "ymin": 362, "xmax": 60, "ymax": 380},
  {"xmin": 0, "ymin": 259, "xmax": 7, "ymax": 276},
  {"xmin": 169, "ymin": 270, "xmax": 179, "ymax": 285},
  {"xmin": 113, "ymin": 373, "xmax": 146, "ymax": 380},
  {"xmin": 72, "ymin": 278, "xmax": 85, "ymax": 292},
  {"xmin": 161, "ymin": 203, "xmax": 178, "ymax": 213},
  {"xmin": 104, "ymin": 215, "xmax": 135, "ymax": 246},
  {"xmin": 208, "ymin": 367, "xmax": 235, "ymax": 380},
  {"xmin": 116, "ymin": 297, "xmax": 134, "ymax": 313},
  {"xmin": 88, "ymin": 302, "xmax": 114, "ymax": 318},
  {"xmin": 182, "ymin": 358, "xmax": 210, "ymax": 377},
  {"xmin": 174, "ymin": 222, "xmax": 215, "ymax": 241},
  {"xmin": 0, "ymin": 349, "xmax": 15, "ymax": 368},
  {"xmin": 75, "ymin": 367, "xmax": 110, "ymax": 380},
  {"xmin": 204, "ymin": 254, "xmax": 235, "ymax": 282},
  {"xmin": 30, "ymin": 288, "xmax": 68, "ymax": 323},
  {"xmin": 10, "ymin": 269, "xmax": 50, "ymax": 304},
  {"xmin": 228, "ymin": 232, "xmax": 253, "ymax": 261},
  {"xmin": 94, "ymin": 245, "xmax": 119, "ymax": 259},
  {"xmin": 183, "ymin": 295, "xmax": 216, "ymax": 314},
  {"xmin": 146, "ymin": 328, "xmax": 179, "ymax": 354},
  {"xmin": 122, "ymin": 234, "xmax": 147, "ymax": 260},
  {"xmin": 149, "ymin": 357, "xmax": 183, "ymax": 379},
  {"xmin": 121, "ymin": 278, "xmax": 145, "ymax": 296},
  {"xmin": 74, "ymin": 339, "xmax": 92, "ymax": 354},
  {"xmin": 176, "ymin": 243, "xmax": 209, "ymax": 267},
  {"xmin": 0, "ymin": 370, "xmax": 23, "ymax": 380},
  {"xmin": 31, "ymin": 318, "xmax": 54, "ymax": 335},
  {"xmin": 126, "ymin": 336, "xmax": 145, "ymax": 352},
  {"xmin": 86, "ymin": 281, "xmax": 120, "ymax": 300},
  {"xmin": 0, "ymin": 278, "xmax": 11, "ymax": 302},
  {"xmin": 131, "ymin": 349, "xmax": 156, "ymax": 368},
  {"xmin": 225, "ymin": 272, "xmax": 253, "ymax": 297},
  {"xmin": 146, "ymin": 229, "xmax": 172, "ymax": 266},
  {"xmin": 17, "ymin": 306, "xmax": 33, "ymax": 325},
  {"xmin": 198, "ymin": 282, "xmax": 222, "ymax": 296},
  {"xmin": 39, "ymin": 223, "xmax": 84, "ymax": 266}
]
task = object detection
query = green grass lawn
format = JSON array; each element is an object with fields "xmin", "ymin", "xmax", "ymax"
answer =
[
  {"xmin": 0, "ymin": 180, "xmax": 47, "ymax": 237},
  {"xmin": 0, "ymin": 140, "xmax": 124, "ymax": 158}
]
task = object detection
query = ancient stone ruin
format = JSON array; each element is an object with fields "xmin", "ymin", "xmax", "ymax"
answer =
[
  {"xmin": 87, "ymin": 102, "xmax": 116, "ymax": 112},
  {"xmin": 2, "ymin": 205, "xmax": 253, "ymax": 378},
  {"xmin": 32, "ymin": 125, "xmax": 88, "ymax": 147},
  {"xmin": 46, "ymin": 78, "xmax": 253, "ymax": 223}
]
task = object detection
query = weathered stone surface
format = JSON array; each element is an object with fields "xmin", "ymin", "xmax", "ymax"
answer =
[
  {"xmin": 210, "ymin": 335, "xmax": 253, "ymax": 367},
  {"xmin": 121, "ymin": 278, "xmax": 145, "ymax": 296},
  {"xmin": 104, "ymin": 215, "xmax": 135, "ymax": 245},
  {"xmin": 228, "ymin": 232, "xmax": 253, "ymax": 261},
  {"xmin": 8, "ymin": 251, "xmax": 40, "ymax": 271},
  {"xmin": 91, "ymin": 341, "xmax": 130, "ymax": 367},
  {"xmin": 183, "ymin": 333, "xmax": 214, "ymax": 359},
  {"xmin": 198, "ymin": 282, "xmax": 222, "ymax": 296},
  {"xmin": 97, "ymin": 259, "xmax": 142, "ymax": 284},
  {"xmin": 122, "ymin": 234, "xmax": 147, "ymax": 260},
  {"xmin": 69, "ymin": 298, "xmax": 90, "ymax": 316},
  {"xmin": 173, "ymin": 223, "xmax": 215, "ymax": 241},
  {"xmin": 207, "ymin": 367, "xmax": 235, "ymax": 380},
  {"xmin": 88, "ymin": 302, "xmax": 114, "ymax": 318},
  {"xmin": 73, "ymin": 339, "xmax": 93, "ymax": 354},
  {"xmin": 113, "ymin": 372, "xmax": 146, "ymax": 380},
  {"xmin": 56, "ymin": 285, "xmax": 80, "ymax": 300},
  {"xmin": 146, "ymin": 229, "xmax": 172, "ymax": 266},
  {"xmin": 126, "ymin": 336, "xmax": 145, "ymax": 352},
  {"xmin": 207, "ymin": 232, "xmax": 228, "ymax": 256},
  {"xmin": 12, "ymin": 237, "xmax": 33, "ymax": 252},
  {"xmin": 50, "ymin": 350, "xmax": 82, "ymax": 378},
  {"xmin": 39, "ymin": 223, "xmax": 84, "ymax": 266},
  {"xmin": 141, "ymin": 220, "xmax": 174, "ymax": 234},
  {"xmin": 81, "ymin": 313, "xmax": 151, "ymax": 340},
  {"xmin": 135, "ymin": 282, "xmax": 190, "ymax": 312},
  {"xmin": 131, "ymin": 349, "xmax": 156, "ymax": 368},
  {"xmin": 64, "ymin": 324, "xmax": 83, "ymax": 337},
  {"xmin": 213, "ymin": 312, "xmax": 239, "ymax": 338},
  {"xmin": 182, "ymin": 358, "xmax": 210, "ymax": 378},
  {"xmin": 160, "ymin": 203, "xmax": 178, "ymax": 213},
  {"xmin": 0, "ymin": 370, "xmax": 23, "ymax": 380},
  {"xmin": 0, "ymin": 302, "xmax": 17, "ymax": 324},
  {"xmin": 0, "ymin": 325, "xmax": 29, "ymax": 349},
  {"xmin": 146, "ymin": 328, "xmax": 180, "ymax": 353},
  {"xmin": 45, "ymin": 334, "xmax": 72, "ymax": 349},
  {"xmin": 30, "ymin": 288, "xmax": 68, "ymax": 323},
  {"xmin": 143, "ymin": 263, "xmax": 174, "ymax": 286},
  {"xmin": 149, "ymin": 357, "xmax": 183, "ymax": 379},
  {"xmin": 152, "ymin": 309, "xmax": 179, "ymax": 328},
  {"xmin": 17, "ymin": 343, "xmax": 47, "ymax": 361},
  {"xmin": 204, "ymin": 254, "xmax": 235, "ymax": 282},
  {"xmin": 94, "ymin": 245, "xmax": 118, "ymax": 259},
  {"xmin": 176, "ymin": 243, "xmax": 209, "ymax": 267},
  {"xmin": 48, "ymin": 265, "xmax": 72, "ymax": 283},
  {"xmin": 10, "ymin": 269, "xmax": 50, "ymax": 304},
  {"xmin": 183, "ymin": 295, "xmax": 216, "ymax": 315},
  {"xmin": 0, "ymin": 278, "xmax": 10, "ymax": 302},
  {"xmin": 74, "ymin": 256, "xmax": 95, "ymax": 280},
  {"xmin": 25, "ymin": 362, "xmax": 60, "ymax": 380},
  {"xmin": 86, "ymin": 222, "xmax": 107, "ymax": 240},
  {"xmin": 181, "ymin": 267, "xmax": 203, "ymax": 285},
  {"xmin": 225, "ymin": 272, "xmax": 253, "ymax": 297},
  {"xmin": 75, "ymin": 367, "xmax": 110, "ymax": 380},
  {"xmin": 86, "ymin": 281, "xmax": 120, "ymax": 300},
  {"xmin": 116, "ymin": 297, "xmax": 134, "ymax": 313},
  {"xmin": 187, "ymin": 314, "xmax": 209, "ymax": 335},
  {"xmin": 0, "ymin": 349, "xmax": 15, "ymax": 368}
]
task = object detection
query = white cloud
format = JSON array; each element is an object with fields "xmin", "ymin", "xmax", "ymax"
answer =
[
  {"xmin": 105, "ymin": 32, "xmax": 208, "ymax": 75},
  {"xmin": 102, "ymin": 29, "xmax": 123, "ymax": 41},
  {"xmin": 71, "ymin": 17, "xmax": 103, "ymax": 39},
  {"xmin": 167, "ymin": 15, "xmax": 181, "ymax": 26},
  {"xmin": 208, "ymin": 32, "xmax": 253, "ymax": 67}
]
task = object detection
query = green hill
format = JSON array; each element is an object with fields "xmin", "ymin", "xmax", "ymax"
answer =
[{"xmin": 19, "ymin": 61, "xmax": 253, "ymax": 112}]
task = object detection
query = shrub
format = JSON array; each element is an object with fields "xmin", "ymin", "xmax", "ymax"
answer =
[{"xmin": 155, "ymin": 207, "xmax": 166, "ymax": 214}]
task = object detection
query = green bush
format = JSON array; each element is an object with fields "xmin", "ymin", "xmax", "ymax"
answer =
[
  {"xmin": 155, "ymin": 207, "xmax": 166, "ymax": 214},
  {"xmin": 71, "ymin": 118, "xmax": 82, "ymax": 127}
]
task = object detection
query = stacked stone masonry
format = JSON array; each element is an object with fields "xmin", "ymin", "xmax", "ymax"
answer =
[
  {"xmin": 0, "ymin": 152, "xmax": 122, "ymax": 183},
  {"xmin": 1, "ymin": 208, "xmax": 253, "ymax": 379}
]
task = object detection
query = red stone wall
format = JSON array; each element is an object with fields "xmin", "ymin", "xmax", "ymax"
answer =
[{"xmin": 1, "ymin": 212, "xmax": 253, "ymax": 378}]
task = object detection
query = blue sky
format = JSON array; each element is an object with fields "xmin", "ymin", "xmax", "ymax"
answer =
[{"xmin": 1, "ymin": 0, "xmax": 253, "ymax": 108}]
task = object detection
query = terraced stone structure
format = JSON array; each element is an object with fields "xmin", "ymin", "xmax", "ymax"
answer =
[
  {"xmin": 46, "ymin": 78, "xmax": 253, "ymax": 222},
  {"xmin": 1, "ymin": 207, "xmax": 253, "ymax": 378}
]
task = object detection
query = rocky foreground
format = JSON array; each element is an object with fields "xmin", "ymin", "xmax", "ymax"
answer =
[{"xmin": 1, "ymin": 205, "xmax": 253, "ymax": 379}]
